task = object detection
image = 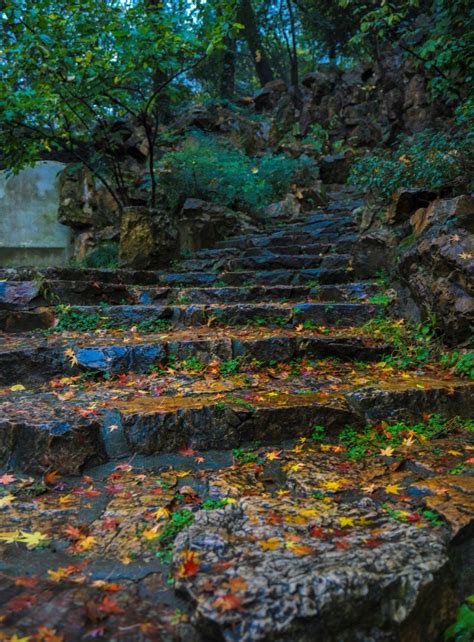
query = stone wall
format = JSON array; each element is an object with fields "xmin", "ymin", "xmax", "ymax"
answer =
[{"xmin": 0, "ymin": 161, "xmax": 71, "ymax": 267}]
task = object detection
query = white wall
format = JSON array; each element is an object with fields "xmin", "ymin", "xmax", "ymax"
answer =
[{"xmin": 0, "ymin": 161, "xmax": 71, "ymax": 266}]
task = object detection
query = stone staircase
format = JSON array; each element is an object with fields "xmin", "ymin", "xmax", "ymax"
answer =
[{"xmin": 0, "ymin": 186, "xmax": 472, "ymax": 641}]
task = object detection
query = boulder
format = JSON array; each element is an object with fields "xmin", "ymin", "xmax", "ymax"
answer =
[
  {"xmin": 263, "ymin": 194, "xmax": 301, "ymax": 221},
  {"xmin": 387, "ymin": 188, "xmax": 437, "ymax": 224},
  {"xmin": 319, "ymin": 152, "xmax": 353, "ymax": 184},
  {"xmin": 119, "ymin": 207, "xmax": 178, "ymax": 269},
  {"xmin": 396, "ymin": 194, "xmax": 474, "ymax": 345},
  {"xmin": 179, "ymin": 199, "xmax": 257, "ymax": 254},
  {"xmin": 352, "ymin": 229, "xmax": 397, "ymax": 279},
  {"xmin": 254, "ymin": 79, "xmax": 287, "ymax": 111},
  {"xmin": 58, "ymin": 166, "xmax": 121, "ymax": 230},
  {"xmin": 58, "ymin": 166, "xmax": 97, "ymax": 229}
]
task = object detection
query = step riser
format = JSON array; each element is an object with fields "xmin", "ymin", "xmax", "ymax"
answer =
[
  {"xmin": 177, "ymin": 254, "xmax": 350, "ymax": 272},
  {"xmin": 1, "ymin": 336, "xmax": 389, "ymax": 385},
  {"xmin": 1, "ymin": 383, "xmax": 471, "ymax": 475},
  {"xmin": 214, "ymin": 229, "xmax": 355, "ymax": 250},
  {"xmin": 203, "ymin": 243, "xmax": 332, "ymax": 258},
  {"xmin": 53, "ymin": 302, "xmax": 379, "ymax": 330},
  {"xmin": 0, "ymin": 281, "xmax": 378, "ymax": 309}
]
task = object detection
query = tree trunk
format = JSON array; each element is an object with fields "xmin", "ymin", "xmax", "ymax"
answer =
[
  {"xmin": 238, "ymin": 0, "xmax": 274, "ymax": 86},
  {"xmin": 286, "ymin": 0, "xmax": 299, "ymax": 94},
  {"xmin": 220, "ymin": 37, "xmax": 237, "ymax": 100}
]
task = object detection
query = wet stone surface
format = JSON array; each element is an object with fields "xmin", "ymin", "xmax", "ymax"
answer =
[
  {"xmin": 0, "ymin": 189, "xmax": 472, "ymax": 641},
  {"xmin": 0, "ymin": 432, "xmax": 472, "ymax": 641}
]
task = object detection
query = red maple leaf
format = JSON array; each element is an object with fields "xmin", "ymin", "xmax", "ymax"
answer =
[
  {"xmin": 179, "ymin": 446, "xmax": 195, "ymax": 456},
  {"xmin": 177, "ymin": 551, "xmax": 200, "ymax": 577},
  {"xmin": 212, "ymin": 594, "xmax": 243, "ymax": 611}
]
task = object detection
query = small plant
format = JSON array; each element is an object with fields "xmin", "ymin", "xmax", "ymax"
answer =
[
  {"xmin": 219, "ymin": 358, "xmax": 241, "ymax": 377},
  {"xmin": 339, "ymin": 415, "xmax": 472, "ymax": 460},
  {"xmin": 440, "ymin": 352, "xmax": 474, "ymax": 379},
  {"xmin": 444, "ymin": 595, "xmax": 474, "ymax": 642},
  {"xmin": 201, "ymin": 497, "xmax": 232, "ymax": 510},
  {"xmin": 301, "ymin": 123, "xmax": 330, "ymax": 155},
  {"xmin": 136, "ymin": 319, "xmax": 172, "ymax": 334},
  {"xmin": 227, "ymin": 396, "xmax": 256, "ymax": 412},
  {"xmin": 232, "ymin": 443, "xmax": 262, "ymax": 464},
  {"xmin": 79, "ymin": 242, "xmax": 119, "ymax": 269},
  {"xmin": 360, "ymin": 318, "xmax": 435, "ymax": 369},
  {"xmin": 368, "ymin": 293, "xmax": 390, "ymax": 305},
  {"xmin": 177, "ymin": 356, "xmax": 206, "ymax": 373},
  {"xmin": 311, "ymin": 425, "xmax": 326, "ymax": 442},
  {"xmin": 54, "ymin": 305, "xmax": 103, "ymax": 332},
  {"xmin": 156, "ymin": 509, "xmax": 194, "ymax": 551}
]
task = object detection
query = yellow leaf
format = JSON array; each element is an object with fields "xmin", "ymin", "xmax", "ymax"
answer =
[
  {"xmin": 18, "ymin": 530, "xmax": 50, "ymax": 549},
  {"xmin": 153, "ymin": 507, "xmax": 170, "ymax": 520},
  {"xmin": 379, "ymin": 446, "xmax": 394, "ymax": 456},
  {"xmin": 286, "ymin": 541, "xmax": 313, "ymax": 555},
  {"xmin": 142, "ymin": 527, "xmax": 161, "ymax": 540},
  {"xmin": 0, "ymin": 494, "xmax": 16, "ymax": 507},
  {"xmin": 0, "ymin": 530, "xmax": 22, "ymax": 542},
  {"xmin": 385, "ymin": 483, "xmax": 400, "ymax": 495},
  {"xmin": 338, "ymin": 517, "xmax": 354, "ymax": 528},
  {"xmin": 298, "ymin": 508, "xmax": 320, "ymax": 519},
  {"xmin": 259, "ymin": 537, "xmax": 282, "ymax": 551},
  {"xmin": 321, "ymin": 480, "xmax": 341, "ymax": 491},
  {"xmin": 74, "ymin": 535, "xmax": 95, "ymax": 551},
  {"xmin": 10, "ymin": 384, "xmax": 26, "ymax": 392},
  {"xmin": 64, "ymin": 348, "xmax": 78, "ymax": 366}
]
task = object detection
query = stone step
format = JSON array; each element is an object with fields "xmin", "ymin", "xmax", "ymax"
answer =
[
  {"xmin": 1, "ymin": 374, "xmax": 471, "ymax": 474},
  {"xmin": 0, "ymin": 280, "xmax": 379, "ymax": 309},
  {"xmin": 45, "ymin": 301, "xmax": 381, "ymax": 331},
  {"xmin": 193, "ymin": 242, "xmax": 333, "ymax": 259},
  {"xmin": 177, "ymin": 253, "xmax": 351, "ymax": 272},
  {"xmin": 0, "ymin": 270, "xmax": 366, "ymax": 330},
  {"xmin": 0, "ymin": 327, "xmax": 390, "ymax": 385},
  {"xmin": 215, "ymin": 231, "xmax": 352, "ymax": 250}
]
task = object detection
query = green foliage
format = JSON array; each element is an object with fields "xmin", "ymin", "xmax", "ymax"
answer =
[
  {"xmin": 361, "ymin": 317, "xmax": 435, "ymax": 369},
  {"xmin": 301, "ymin": 123, "xmax": 330, "ymax": 155},
  {"xmin": 54, "ymin": 305, "xmax": 103, "ymax": 333},
  {"xmin": 79, "ymin": 243, "xmax": 119, "ymax": 269},
  {"xmin": 219, "ymin": 358, "xmax": 242, "ymax": 377},
  {"xmin": 340, "ymin": 415, "xmax": 472, "ymax": 460},
  {"xmin": 156, "ymin": 509, "xmax": 194, "ymax": 550},
  {"xmin": 440, "ymin": 352, "xmax": 474, "ymax": 379},
  {"xmin": 232, "ymin": 443, "xmax": 263, "ymax": 464},
  {"xmin": 201, "ymin": 497, "xmax": 233, "ymax": 510},
  {"xmin": 445, "ymin": 597, "xmax": 474, "ymax": 642},
  {"xmin": 157, "ymin": 132, "xmax": 311, "ymax": 213},
  {"xmin": 311, "ymin": 425, "xmax": 326, "ymax": 442},
  {"xmin": 135, "ymin": 319, "xmax": 172, "ymax": 334},
  {"xmin": 0, "ymin": 0, "xmax": 236, "ymax": 207},
  {"xmin": 350, "ymin": 128, "xmax": 473, "ymax": 200},
  {"xmin": 368, "ymin": 293, "xmax": 390, "ymax": 306},
  {"xmin": 339, "ymin": 0, "xmax": 473, "ymax": 100},
  {"xmin": 54, "ymin": 305, "xmax": 171, "ymax": 334}
]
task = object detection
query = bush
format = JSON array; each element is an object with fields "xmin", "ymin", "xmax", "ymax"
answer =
[
  {"xmin": 157, "ymin": 131, "xmax": 312, "ymax": 213},
  {"xmin": 80, "ymin": 242, "xmax": 119, "ymax": 269},
  {"xmin": 349, "ymin": 125, "xmax": 474, "ymax": 200}
]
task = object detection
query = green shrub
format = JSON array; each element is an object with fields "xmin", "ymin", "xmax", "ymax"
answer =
[
  {"xmin": 349, "ymin": 126, "xmax": 474, "ymax": 200},
  {"xmin": 444, "ymin": 596, "xmax": 474, "ymax": 642},
  {"xmin": 157, "ymin": 131, "xmax": 311, "ymax": 213},
  {"xmin": 80, "ymin": 242, "xmax": 119, "ymax": 269}
]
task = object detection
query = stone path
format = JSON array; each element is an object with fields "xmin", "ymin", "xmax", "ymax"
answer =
[{"xmin": 0, "ymin": 186, "xmax": 472, "ymax": 641}]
